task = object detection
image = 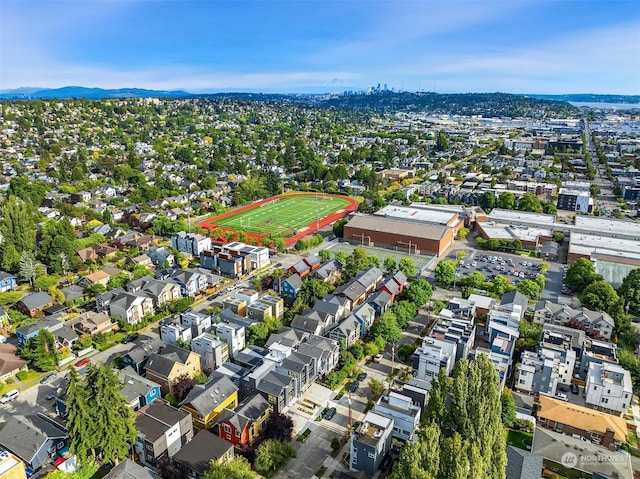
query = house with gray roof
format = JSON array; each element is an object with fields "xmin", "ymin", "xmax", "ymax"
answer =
[
  {"xmin": 119, "ymin": 367, "xmax": 162, "ymax": 410},
  {"xmin": 255, "ymin": 370, "xmax": 295, "ymax": 414},
  {"xmin": 103, "ymin": 459, "xmax": 160, "ymax": 479},
  {"xmin": 506, "ymin": 446, "xmax": 543, "ymax": 479},
  {"xmin": 0, "ymin": 414, "xmax": 67, "ymax": 473},
  {"xmin": 179, "ymin": 375, "xmax": 238, "ymax": 431},
  {"xmin": 122, "ymin": 337, "xmax": 166, "ymax": 375},
  {"xmin": 16, "ymin": 292, "xmax": 53, "ymax": 318},
  {"xmin": 172, "ymin": 429, "xmax": 234, "ymax": 479}
]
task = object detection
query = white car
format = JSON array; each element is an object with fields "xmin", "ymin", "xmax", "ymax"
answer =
[
  {"xmin": 0, "ymin": 389, "xmax": 19, "ymax": 404},
  {"xmin": 471, "ymin": 262, "xmax": 477, "ymax": 267}
]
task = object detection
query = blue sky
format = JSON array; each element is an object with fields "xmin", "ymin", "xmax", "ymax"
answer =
[{"xmin": 1, "ymin": 0, "xmax": 639, "ymax": 94}]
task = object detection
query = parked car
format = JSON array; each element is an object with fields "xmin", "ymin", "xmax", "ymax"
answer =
[
  {"xmin": 45, "ymin": 391, "xmax": 56, "ymax": 400},
  {"xmin": 373, "ymin": 354, "xmax": 383, "ymax": 363},
  {"xmin": 324, "ymin": 407, "xmax": 337, "ymax": 420},
  {"xmin": 555, "ymin": 393, "xmax": 568, "ymax": 402},
  {"xmin": 122, "ymin": 333, "xmax": 139, "ymax": 344},
  {"xmin": 40, "ymin": 373, "xmax": 57, "ymax": 385},
  {"xmin": 75, "ymin": 357, "xmax": 90, "ymax": 368},
  {"xmin": 0, "ymin": 389, "xmax": 19, "ymax": 404},
  {"xmin": 357, "ymin": 372, "xmax": 368, "ymax": 381},
  {"xmin": 348, "ymin": 381, "xmax": 359, "ymax": 393},
  {"xmin": 380, "ymin": 454, "xmax": 393, "ymax": 471}
]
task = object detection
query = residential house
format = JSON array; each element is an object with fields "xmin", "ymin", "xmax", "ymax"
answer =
[
  {"xmin": 0, "ymin": 448, "xmax": 27, "ymax": 479},
  {"xmin": 148, "ymin": 247, "xmax": 175, "ymax": 267},
  {"xmin": 351, "ymin": 303, "xmax": 376, "ymax": 337},
  {"xmin": 246, "ymin": 301, "xmax": 272, "ymax": 322},
  {"xmin": 259, "ymin": 294, "xmax": 284, "ymax": 319},
  {"xmin": 532, "ymin": 427, "xmax": 632, "ymax": 479},
  {"xmin": 276, "ymin": 351, "xmax": 315, "ymax": 398},
  {"xmin": 579, "ymin": 338, "xmax": 618, "ymax": 379},
  {"xmin": 368, "ymin": 289, "xmax": 393, "ymax": 317},
  {"xmin": 506, "ymin": 446, "xmax": 543, "ymax": 479},
  {"xmin": 585, "ymin": 362, "xmax": 632, "ymax": 415},
  {"xmin": 0, "ymin": 415, "xmax": 67, "ymax": 473},
  {"xmin": 215, "ymin": 394, "xmax": 272, "ymax": 448},
  {"xmin": 172, "ymin": 232, "xmax": 212, "ymax": 256},
  {"xmin": 350, "ymin": 411, "xmax": 394, "ymax": 476},
  {"xmin": 60, "ymin": 285, "xmax": 84, "ymax": 304},
  {"xmin": 329, "ymin": 316, "xmax": 361, "ymax": 349},
  {"xmin": 191, "ymin": 333, "xmax": 229, "ymax": 373},
  {"xmin": 77, "ymin": 270, "xmax": 111, "ymax": 289},
  {"xmin": 313, "ymin": 260, "xmax": 343, "ymax": 284},
  {"xmin": 172, "ymin": 430, "xmax": 234, "ymax": 479},
  {"xmin": 180, "ymin": 375, "xmax": 239, "ymax": 431},
  {"xmin": 291, "ymin": 310, "xmax": 335, "ymax": 336},
  {"xmin": 412, "ymin": 337, "xmax": 456, "ymax": 390},
  {"xmin": 121, "ymin": 337, "xmax": 166, "ymax": 376},
  {"xmin": 181, "ymin": 312, "xmax": 212, "ymax": 338},
  {"xmin": 214, "ymin": 321, "xmax": 246, "ymax": 358},
  {"xmin": 298, "ymin": 335, "xmax": 340, "ymax": 377},
  {"xmin": 68, "ymin": 311, "xmax": 114, "ymax": 337},
  {"xmin": 335, "ymin": 267, "xmax": 384, "ymax": 308},
  {"xmin": 255, "ymin": 370, "xmax": 295, "ymax": 414},
  {"xmin": 103, "ymin": 459, "xmax": 160, "ymax": 479},
  {"xmin": 109, "ymin": 292, "xmax": 154, "ymax": 325},
  {"xmin": 169, "ymin": 269, "xmax": 208, "ymax": 297},
  {"xmin": 16, "ymin": 292, "xmax": 53, "ymax": 318},
  {"xmin": 119, "ymin": 367, "xmax": 162, "ymax": 411},
  {"xmin": 127, "ymin": 276, "xmax": 182, "ymax": 309},
  {"xmin": 536, "ymin": 395, "xmax": 627, "ymax": 448},
  {"xmin": 134, "ymin": 400, "xmax": 194, "ymax": 469},
  {"xmin": 126, "ymin": 254, "xmax": 154, "ymax": 269},
  {"xmin": 15, "ymin": 317, "xmax": 61, "ymax": 346},
  {"xmin": 276, "ymin": 274, "xmax": 302, "ymax": 299},
  {"xmin": 0, "ymin": 272, "xmax": 17, "ymax": 293},
  {"xmin": 430, "ymin": 319, "xmax": 475, "ymax": 362},
  {"xmin": 373, "ymin": 392, "xmax": 421, "ymax": 441},
  {"xmin": 159, "ymin": 319, "xmax": 192, "ymax": 347},
  {"xmin": 515, "ymin": 346, "xmax": 576, "ymax": 396},
  {"xmin": 314, "ymin": 295, "xmax": 350, "ymax": 321},
  {"xmin": 144, "ymin": 344, "xmax": 201, "ymax": 396},
  {"xmin": 0, "ymin": 344, "xmax": 27, "ymax": 382},
  {"xmin": 533, "ymin": 300, "xmax": 614, "ymax": 341}
]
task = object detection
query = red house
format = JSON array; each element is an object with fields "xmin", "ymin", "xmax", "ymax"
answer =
[{"xmin": 215, "ymin": 394, "xmax": 272, "ymax": 447}]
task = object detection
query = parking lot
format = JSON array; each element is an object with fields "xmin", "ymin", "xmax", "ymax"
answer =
[{"xmin": 441, "ymin": 248, "xmax": 566, "ymax": 303}]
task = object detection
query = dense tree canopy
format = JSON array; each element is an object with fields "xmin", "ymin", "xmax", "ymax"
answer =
[
  {"xmin": 564, "ymin": 258, "xmax": 600, "ymax": 292},
  {"xmin": 618, "ymin": 269, "xmax": 640, "ymax": 314},
  {"xmin": 434, "ymin": 260, "xmax": 456, "ymax": 286}
]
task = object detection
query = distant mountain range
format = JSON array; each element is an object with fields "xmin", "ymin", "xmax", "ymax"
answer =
[
  {"xmin": 0, "ymin": 86, "xmax": 191, "ymax": 100},
  {"xmin": 527, "ymin": 93, "xmax": 640, "ymax": 104}
]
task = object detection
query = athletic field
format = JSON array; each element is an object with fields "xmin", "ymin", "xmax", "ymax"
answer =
[{"xmin": 200, "ymin": 193, "xmax": 359, "ymax": 246}]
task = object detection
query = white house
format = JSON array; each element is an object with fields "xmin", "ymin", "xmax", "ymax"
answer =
[
  {"xmin": 412, "ymin": 337, "xmax": 456, "ymax": 390},
  {"xmin": 373, "ymin": 392, "xmax": 421, "ymax": 441},
  {"xmin": 191, "ymin": 333, "xmax": 229, "ymax": 373},
  {"xmin": 585, "ymin": 362, "xmax": 633, "ymax": 415}
]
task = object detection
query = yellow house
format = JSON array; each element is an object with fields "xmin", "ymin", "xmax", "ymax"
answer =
[
  {"xmin": 180, "ymin": 375, "xmax": 238, "ymax": 430},
  {"xmin": 144, "ymin": 344, "xmax": 201, "ymax": 396}
]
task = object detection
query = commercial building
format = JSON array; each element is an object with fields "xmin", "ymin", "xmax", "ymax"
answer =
[
  {"xmin": 556, "ymin": 188, "xmax": 593, "ymax": 213},
  {"xmin": 343, "ymin": 214, "xmax": 454, "ymax": 256}
]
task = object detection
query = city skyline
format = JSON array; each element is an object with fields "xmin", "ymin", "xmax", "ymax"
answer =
[{"xmin": 1, "ymin": 0, "xmax": 639, "ymax": 95}]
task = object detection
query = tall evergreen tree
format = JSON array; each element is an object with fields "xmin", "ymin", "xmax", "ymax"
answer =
[
  {"xmin": 0, "ymin": 196, "xmax": 37, "ymax": 254},
  {"xmin": 66, "ymin": 368, "xmax": 95, "ymax": 462},
  {"xmin": 66, "ymin": 363, "xmax": 136, "ymax": 466}
]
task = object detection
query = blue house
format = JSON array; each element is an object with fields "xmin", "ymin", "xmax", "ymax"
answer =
[
  {"xmin": 277, "ymin": 274, "xmax": 302, "ymax": 299},
  {"xmin": 15, "ymin": 317, "xmax": 61, "ymax": 346},
  {"xmin": 119, "ymin": 366, "xmax": 162, "ymax": 410},
  {"xmin": 0, "ymin": 272, "xmax": 17, "ymax": 292},
  {"xmin": 352, "ymin": 303, "xmax": 376, "ymax": 337},
  {"xmin": 0, "ymin": 414, "xmax": 67, "ymax": 473}
]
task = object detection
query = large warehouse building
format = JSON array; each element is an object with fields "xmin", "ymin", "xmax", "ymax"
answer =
[{"xmin": 342, "ymin": 214, "xmax": 455, "ymax": 256}]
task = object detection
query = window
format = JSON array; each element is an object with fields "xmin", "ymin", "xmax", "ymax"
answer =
[
  {"xmin": 602, "ymin": 398, "xmax": 608, "ymax": 404},
  {"xmin": 235, "ymin": 430, "xmax": 240, "ymax": 438},
  {"xmin": 368, "ymin": 452, "xmax": 375, "ymax": 459},
  {"xmin": 519, "ymin": 379, "xmax": 526, "ymax": 384},
  {"xmin": 223, "ymin": 424, "xmax": 231, "ymax": 434}
]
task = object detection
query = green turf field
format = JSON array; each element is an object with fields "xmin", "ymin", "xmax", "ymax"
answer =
[{"xmin": 212, "ymin": 195, "xmax": 350, "ymax": 236}]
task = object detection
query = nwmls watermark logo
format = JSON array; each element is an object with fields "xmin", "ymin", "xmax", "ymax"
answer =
[{"xmin": 561, "ymin": 451, "xmax": 628, "ymax": 468}]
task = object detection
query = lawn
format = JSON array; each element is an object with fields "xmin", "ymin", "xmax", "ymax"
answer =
[
  {"xmin": 206, "ymin": 193, "xmax": 353, "ymax": 238},
  {"xmin": 505, "ymin": 429, "xmax": 534, "ymax": 450}
]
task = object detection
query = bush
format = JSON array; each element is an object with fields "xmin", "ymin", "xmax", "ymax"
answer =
[
  {"xmin": 331, "ymin": 437, "xmax": 341, "ymax": 450},
  {"xmin": 16, "ymin": 370, "xmax": 28, "ymax": 381}
]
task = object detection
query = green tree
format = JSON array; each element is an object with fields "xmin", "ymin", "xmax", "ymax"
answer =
[
  {"xmin": 497, "ymin": 191, "xmax": 516, "ymax": 210},
  {"xmin": 297, "ymin": 278, "xmax": 332, "ymax": 308},
  {"xmin": 478, "ymin": 191, "xmax": 496, "ymax": 212},
  {"xmin": 398, "ymin": 257, "xmax": 416, "ymax": 277},
  {"xmin": 581, "ymin": 280, "xmax": 625, "ymax": 329},
  {"xmin": 403, "ymin": 279, "xmax": 433, "ymax": 308},
  {"xmin": 333, "ymin": 250, "xmax": 347, "ymax": 264},
  {"xmin": 517, "ymin": 279, "xmax": 540, "ymax": 300},
  {"xmin": 19, "ymin": 329, "xmax": 59, "ymax": 371},
  {"xmin": 501, "ymin": 389, "xmax": 517, "ymax": 428},
  {"xmin": 0, "ymin": 196, "xmax": 37, "ymax": 254},
  {"xmin": 368, "ymin": 378, "xmax": 385, "ymax": 397},
  {"xmin": 0, "ymin": 243, "xmax": 21, "ymax": 273},
  {"xmin": 332, "ymin": 218, "xmax": 348, "ymax": 238},
  {"xmin": 517, "ymin": 193, "xmax": 542, "ymax": 213},
  {"xmin": 66, "ymin": 368, "xmax": 94, "ymax": 462},
  {"xmin": 434, "ymin": 260, "xmax": 456, "ymax": 286},
  {"xmin": 67, "ymin": 363, "xmax": 137, "ymax": 465},
  {"xmin": 383, "ymin": 257, "xmax": 397, "ymax": 273},
  {"xmin": 370, "ymin": 312, "xmax": 402, "ymax": 344},
  {"xmin": 435, "ymin": 130, "xmax": 449, "ymax": 152},
  {"xmin": 254, "ymin": 439, "xmax": 296, "ymax": 477},
  {"xmin": 421, "ymin": 354, "xmax": 507, "ymax": 479},
  {"xmin": 456, "ymin": 227, "xmax": 470, "ymax": 240},
  {"xmin": 618, "ymin": 269, "xmax": 640, "ymax": 314},
  {"xmin": 390, "ymin": 424, "xmax": 440, "ymax": 479},
  {"xmin": 552, "ymin": 231, "xmax": 565, "ymax": 243},
  {"xmin": 18, "ymin": 251, "xmax": 38, "ymax": 286},
  {"xmin": 344, "ymin": 246, "xmax": 369, "ymax": 277},
  {"xmin": 318, "ymin": 249, "xmax": 331, "ymax": 262},
  {"xmin": 565, "ymin": 258, "xmax": 599, "ymax": 292},
  {"xmin": 33, "ymin": 274, "xmax": 60, "ymax": 292}
]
